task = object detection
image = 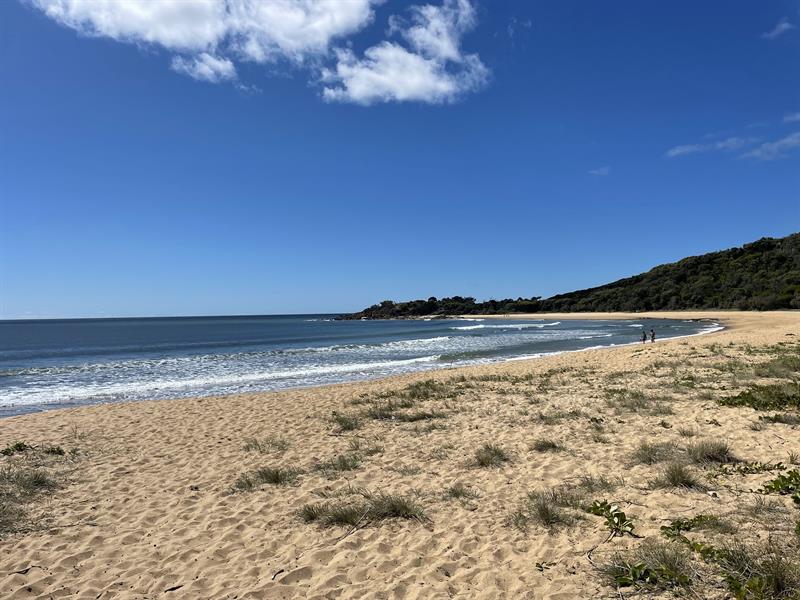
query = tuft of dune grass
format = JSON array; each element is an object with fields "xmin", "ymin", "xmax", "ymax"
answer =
[
  {"xmin": 473, "ymin": 444, "xmax": 510, "ymax": 468},
  {"xmin": 300, "ymin": 492, "xmax": 427, "ymax": 528},
  {"xmin": 233, "ymin": 467, "xmax": 301, "ymax": 491}
]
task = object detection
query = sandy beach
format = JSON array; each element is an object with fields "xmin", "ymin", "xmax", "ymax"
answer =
[{"xmin": 1, "ymin": 310, "xmax": 799, "ymax": 599}]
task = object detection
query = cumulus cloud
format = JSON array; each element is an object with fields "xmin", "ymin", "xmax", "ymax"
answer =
[
  {"xmin": 742, "ymin": 132, "xmax": 800, "ymax": 160},
  {"xmin": 665, "ymin": 136, "xmax": 757, "ymax": 158},
  {"xmin": 27, "ymin": 0, "xmax": 228, "ymax": 50},
  {"xmin": 27, "ymin": 0, "xmax": 380, "ymax": 56},
  {"xmin": 762, "ymin": 17, "xmax": 796, "ymax": 40},
  {"xmin": 25, "ymin": 0, "xmax": 489, "ymax": 105},
  {"xmin": 321, "ymin": 0, "xmax": 488, "ymax": 104},
  {"xmin": 588, "ymin": 166, "xmax": 610, "ymax": 176},
  {"xmin": 171, "ymin": 52, "xmax": 236, "ymax": 82},
  {"xmin": 224, "ymin": 0, "xmax": 380, "ymax": 62}
]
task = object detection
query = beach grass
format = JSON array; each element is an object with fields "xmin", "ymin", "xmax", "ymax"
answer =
[
  {"xmin": 314, "ymin": 453, "xmax": 362, "ymax": 473},
  {"xmin": 243, "ymin": 435, "xmax": 290, "ymax": 453},
  {"xmin": 332, "ymin": 412, "xmax": 362, "ymax": 431},
  {"xmin": 630, "ymin": 441, "xmax": 676, "ymax": 465},
  {"xmin": 473, "ymin": 444, "xmax": 510, "ymax": 468},
  {"xmin": 530, "ymin": 438, "xmax": 564, "ymax": 453},
  {"xmin": 651, "ymin": 463, "xmax": 706, "ymax": 490},
  {"xmin": 233, "ymin": 467, "xmax": 301, "ymax": 491},
  {"xmin": 685, "ymin": 440, "xmax": 737, "ymax": 464},
  {"xmin": 511, "ymin": 486, "xmax": 585, "ymax": 531},
  {"xmin": 300, "ymin": 492, "xmax": 427, "ymax": 527},
  {"xmin": 0, "ymin": 447, "xmax": 67, "ymax": 535},
  {"xmin": 444, "ymin": 482, "xmax": 478, "ymax": 501},
  {"xmin": 600, "ymin": 539, "xmax": 693, "ymax": 590}
]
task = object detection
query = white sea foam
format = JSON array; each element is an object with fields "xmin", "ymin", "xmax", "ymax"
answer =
[
  {"xmin": 450, "ymin": 321, "xmax": 560, "ymax": 331},
  {"xmin": 0, "ymin": 355, "xmax": 443, "ymax": 407}
]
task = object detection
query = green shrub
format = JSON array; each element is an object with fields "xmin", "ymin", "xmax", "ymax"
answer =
[
  {"xmin": 709, "ymin": 461, "xmax": 785, "ymax": 478},
  {"xmin": 719, "ymin": 383, "xmax": 800, "ymax": 411},
  {"xmin": 661, "ymin": 514, "xmax": 736, "ymax": 539},
  {"xmin": 0, "ymin": 442, "xmax": 33, "ymax": 457},
  {"xmin": 758, "ymin": 469, "xmax": 800, "ymax": 506},
  {"xmin": 715, "ymin": 541, "xmax": 800, "ymax": 599},
  {"xmin": 586, "ymin": 500, "xmax": 637, "ymax": 537},
  {"xmin": 759, "ymin": 413, "xmax": 800, "ymax": 426},
  {"xmin": 601, "ymin": 540, "xmax": 692, "ymax": 590},
  {"xmin": 754, "ymin": 354, "xmax": 800, "ymax": 379}
]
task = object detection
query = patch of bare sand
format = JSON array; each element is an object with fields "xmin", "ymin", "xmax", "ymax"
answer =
[{"xmin": 0, "ymin": 311, "xmax": 798, "ymax": 599}]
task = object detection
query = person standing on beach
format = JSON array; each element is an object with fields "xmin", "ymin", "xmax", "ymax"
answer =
[
  {"xmin": 641, "ymin": 330, "xmax": 647, "ymax": 344},
  {"xmin": 650, "ymin": 329, "xmax": 656, "ymax": 343}
]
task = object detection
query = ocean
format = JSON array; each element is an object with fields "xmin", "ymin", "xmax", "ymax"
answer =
[{"xmin": 0, "ymin": 315, "xmax": 722, "ymax": 416}]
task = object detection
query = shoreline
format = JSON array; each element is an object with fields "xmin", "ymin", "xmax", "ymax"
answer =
[
  {"xmin": 1, "ymin": 310, "xmax": 799, "ymax": 598},
  {"xmin": 0, "ymin": 312, "xmax": 729, "ymax": 420}
]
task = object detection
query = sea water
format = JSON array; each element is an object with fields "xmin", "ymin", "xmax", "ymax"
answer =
[{"xmin": 0, "ymin": 315, "xmax": 721, "ymax": 416}]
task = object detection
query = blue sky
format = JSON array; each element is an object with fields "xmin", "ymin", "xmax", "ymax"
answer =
[{"xmin": 1, "ymin": 0, "xmax": 799, "ymax": 318}]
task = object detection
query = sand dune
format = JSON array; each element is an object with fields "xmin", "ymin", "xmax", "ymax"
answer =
[{"xmin": 1, "ymin": 311, "xmax": 799, "ymax": 599}]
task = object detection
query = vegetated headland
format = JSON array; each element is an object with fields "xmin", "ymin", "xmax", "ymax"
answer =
[{"xmin": 341, "ymin": 233, "xmax": 800, "ymax": 319}]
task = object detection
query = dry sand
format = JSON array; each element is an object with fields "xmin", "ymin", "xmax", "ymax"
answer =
[{"xmin": 1, "ymin": 311, "xmax": 799, "ymax": 599}]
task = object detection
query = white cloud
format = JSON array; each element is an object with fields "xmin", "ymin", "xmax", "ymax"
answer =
[
  {"xmin": 784, "ymin": 112, "xmax": 800, "ymax": 123},
  {"xmin": 762, "ymin": 17, "xmax": 796, "ymax": 40},
  {"xmin": 27, "ymin": 0, "xmax": 229, "ymax": 51},
  {"xmin": 665, "ymin": 136, "xmax": 757, "ymax": 158},
  {"xmin": 665, "ymin": 144, "xmax": 704, "ymax": 158},
  {"xmin": 742, "ymin": 132, "xmax": 800, "ymax": 160},
  {"xmin": 27, "ymin": 0, "xmax": 380, "ymax": 56},
  {"xmin": 322, "ymin": 0, "xmax": 488, "ymax": 104},
  {"xmin": 588, "ymin": 166, "xmax": 610, "ymax": 176},
  {"xmin": 25, "ymin": 0, "xmax": 489, "ymax": 105},
  {"xmin": 225, "ymin": 0, "xmax": 380, "ymax": 63},
  {"xmin": 171, "ymin": 52, "xmax": 236, "ymax": 82}
]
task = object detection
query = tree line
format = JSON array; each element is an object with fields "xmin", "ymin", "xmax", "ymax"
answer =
[{"xmin": 341, "ymin": 233, "xmax": 800, "ymax": 319}]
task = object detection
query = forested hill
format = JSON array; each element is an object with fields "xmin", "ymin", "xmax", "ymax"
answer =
[{"xmin": 342, "ymin": 233, "xmax": 800, "ymax": 319}]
